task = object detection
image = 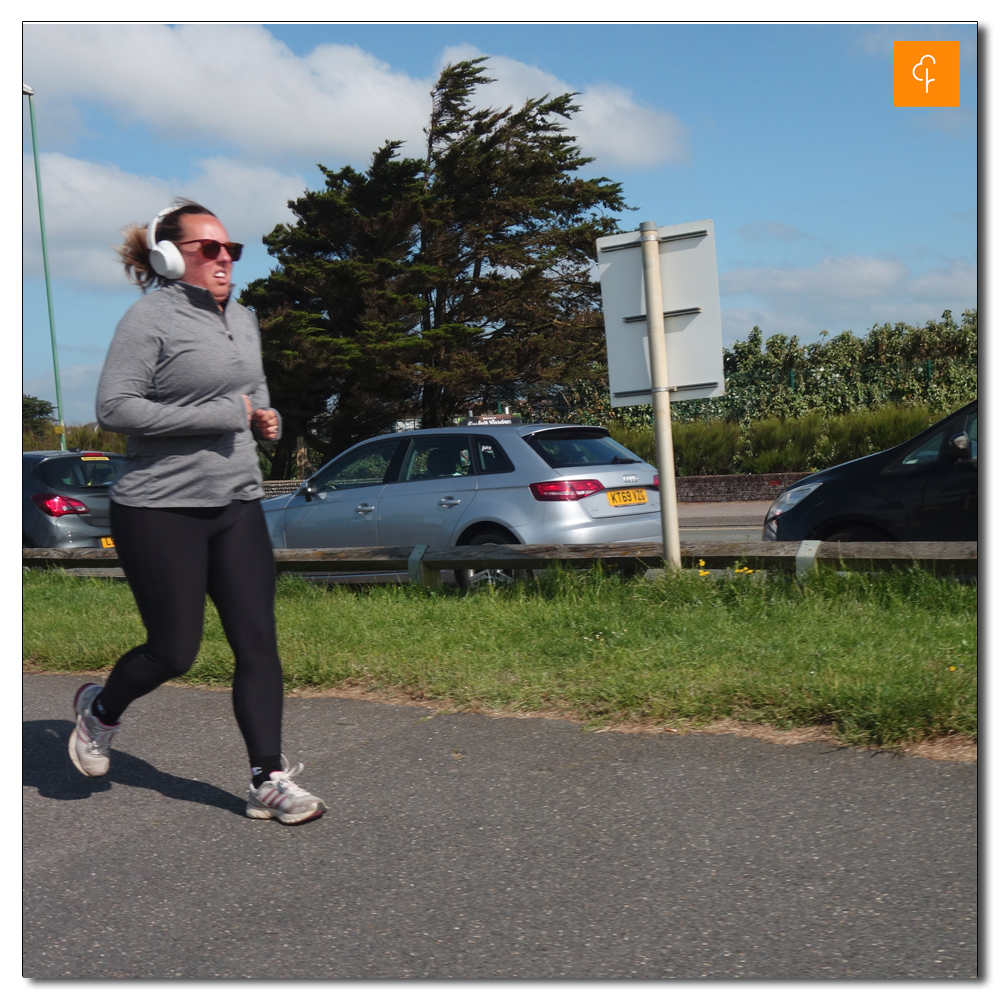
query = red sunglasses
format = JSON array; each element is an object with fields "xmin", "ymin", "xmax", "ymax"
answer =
[{"xmin": 176, "ymin": 238, "xmax": 243, "ymax": 261}]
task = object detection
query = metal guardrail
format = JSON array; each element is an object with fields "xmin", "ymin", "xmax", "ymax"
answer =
[{"xmin": 23, "ymin": 541, "xmax": 977, "ymax": 585}]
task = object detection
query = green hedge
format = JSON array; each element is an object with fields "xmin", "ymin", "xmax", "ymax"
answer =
[{"xmin": 609, "ymin": 403, "xmax": 958, "ymax": 476}]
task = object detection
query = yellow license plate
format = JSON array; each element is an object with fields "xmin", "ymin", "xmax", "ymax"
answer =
[
  {"xmin": 607, "ymin": 488, "xmax": 647, "ymax": 507},
  {"xmin": 100, "ymin": 537, "xmax": 115, "ymax": 548}
]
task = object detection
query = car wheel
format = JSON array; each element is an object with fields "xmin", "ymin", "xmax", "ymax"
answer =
[
  {"xmin": 455, "ymin": 531, "xmax": 530, "ymax": 591},
  {"xmin": 822, "ymin": 524, "xmax": 893, "ymax": 542}
]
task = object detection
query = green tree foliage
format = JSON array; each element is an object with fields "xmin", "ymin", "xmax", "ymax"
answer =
[
  {"xmin": 696, "ymin": 307, "xmax": 978, "ymax": 423},
  {"xmin": 22, "ymin": 394, "xmax": 55, "ymax": 431},
  {"xmin": 242, "ymin": 58, "xmax": 627, "ymax": 477},
  {"xmin": 23, "ymin": 421, "xmax": 128, "ymax": 454}
]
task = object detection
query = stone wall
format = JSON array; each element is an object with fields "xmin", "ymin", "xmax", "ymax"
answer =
[{"xmin": 674, "ymin": 472, "xmax": 809, "ymax": 503}]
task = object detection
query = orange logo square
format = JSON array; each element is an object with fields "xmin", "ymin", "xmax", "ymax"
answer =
[{"xmin": 894, "ymin": 41, "xmax": 960, "ymax": 107}]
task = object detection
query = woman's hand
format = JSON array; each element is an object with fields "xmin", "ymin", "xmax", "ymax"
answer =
[{"xmin": 251, "ymin": 407, "xmax": 280, "ymax": 441}]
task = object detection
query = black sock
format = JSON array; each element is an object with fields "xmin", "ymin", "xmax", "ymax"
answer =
[
  {"xmin": 250, "ymin": 755, "xmax": 283, "ymax": 788},
  {"xmin": 92, "ymin": 695, "xmax": 120, "ymax": 727}
]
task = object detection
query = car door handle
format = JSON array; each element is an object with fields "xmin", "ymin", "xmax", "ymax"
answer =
[
  {"xmin": 355, "ymin": 503, "xmax": 377, "ymax": 513},
  {"xmin": 438, "ymin": 497, "xmax": 461, "ymax": 507}
]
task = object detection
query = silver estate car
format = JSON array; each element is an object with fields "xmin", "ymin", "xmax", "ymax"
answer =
[
  {"xmin": 23, "ymin": 450, "xmax": 124, "ymax": 549},
  {"xmin": 260, "ymin": 423, "xmax": 661, "ymax": 585}
]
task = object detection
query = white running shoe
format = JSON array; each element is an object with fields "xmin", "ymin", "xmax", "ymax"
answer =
[
  {"xmin": 69, "ymin": 683, "xmax": 119, "ymax": 778},
  {"xmin": 246, "ymin": 758, "xmax": 327, "ymax": 825}
]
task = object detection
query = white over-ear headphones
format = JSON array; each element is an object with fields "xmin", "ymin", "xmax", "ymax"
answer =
[{"xmin": 146, "ymin": 207, "xmax": 186, "ymax": 280}]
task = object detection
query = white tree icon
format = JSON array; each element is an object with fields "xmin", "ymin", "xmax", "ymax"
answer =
[{"xmin": 912, "ymin": 54, "xmax": 936, "ymax": 94}]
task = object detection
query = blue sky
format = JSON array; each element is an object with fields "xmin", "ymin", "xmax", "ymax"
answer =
[{"xmin": 22, "ymin": 21, "xmax": 978, "ymax": 423}]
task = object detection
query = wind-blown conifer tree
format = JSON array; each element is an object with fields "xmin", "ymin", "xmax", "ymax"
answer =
[{"xmin": 241, "ymin": 58, "xmax": 627, "ymax": 477}]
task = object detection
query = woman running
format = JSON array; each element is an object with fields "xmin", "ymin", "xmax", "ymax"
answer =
[{"xmin": 70, "ymin": 200, "xmax": 326, "ymax": 825}]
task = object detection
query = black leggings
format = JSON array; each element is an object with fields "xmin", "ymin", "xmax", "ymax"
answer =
[{"xmin": 100, "ymin": 499, "xmax": 283, "ymax": 761}]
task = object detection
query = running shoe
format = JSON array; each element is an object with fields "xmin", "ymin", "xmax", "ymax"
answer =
[
  {"xmin": 246, "ymin": 758, "xmax": 327, "ymax": 825},
  {"xmin": 69, "ymin": 683, "xmax": 119, "ymax": 778}
]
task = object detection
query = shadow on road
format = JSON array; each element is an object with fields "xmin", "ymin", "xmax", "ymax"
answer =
[{"xmin": 22, "ymin": 719, "xmax": 246, "ymax": 816}]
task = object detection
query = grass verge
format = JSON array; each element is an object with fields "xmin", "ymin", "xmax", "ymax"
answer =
[{"xmin": 23, "ymin": 565, "xmax": 976, "ymax": 751}]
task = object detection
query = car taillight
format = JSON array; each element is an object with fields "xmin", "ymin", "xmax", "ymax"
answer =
[
  {"xmin": 529, "ymin": 479, "xmax": 604, "ymax": 501},
  {"xmin": 653, "ymin": 474, "xmax": 659, "ymax": 489},
  {"xmin": 80, "ymin": 452, "xmax": 104, "ymax": 457},
  {"xmin": 32, "ymin": 493, "xmax": 90, "ymax": 517}
]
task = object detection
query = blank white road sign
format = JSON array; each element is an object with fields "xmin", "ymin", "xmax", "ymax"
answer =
[{"xmin": 597, "ymin": 219, "xmax": 725, "ymax": 407}]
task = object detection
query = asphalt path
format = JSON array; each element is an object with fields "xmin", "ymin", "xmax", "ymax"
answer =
[{"xmin": 23, "ymin": 672, "xmax": 976, "ymax": 979}]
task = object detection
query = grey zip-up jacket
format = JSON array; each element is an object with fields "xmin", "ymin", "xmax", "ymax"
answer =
[{"xmin": 96, "ymin": 281, "xmax": 280, "ymax": 507}]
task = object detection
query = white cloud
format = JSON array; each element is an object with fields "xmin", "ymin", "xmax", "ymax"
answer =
[
  {"xmin": 853, "ymin": 24, "xmax": 978, "ymax": 67},
  {"xmin": 23, "ymin": 153, "xmax": 306, "ymax": 286},
  {"xmin": 722, "ymin": 255, "xmax": 910, "ymax": 304},
  {"xmin": 22, "ymin": 24, "xmax": 430, "ymax": 166},
  {"xmin": 439, "ymin": 44, "xmax": 689, "ymax": 170},
  {"xmin": 720, "ymin": 254, "xmax": 977, "ymax": 342},
  {"xmin": 573, "ymin": 83, "xmax": 690, "ymax": 170},
  {"xmin": 906, "ymin": 258, "xmax": 977, "ymax": 301},
  {"xmin": 22, "ymin": 25, "xmax": 688, "ymax": 173}
]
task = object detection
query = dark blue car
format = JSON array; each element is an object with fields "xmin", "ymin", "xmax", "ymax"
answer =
[{"xmin": 762, "ymin": 400, "xmax": 977, "ymax": 542}]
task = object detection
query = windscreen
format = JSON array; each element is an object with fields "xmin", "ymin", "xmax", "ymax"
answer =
[
  {"xmin": 33, "ymin": 455, "xmax": 125, "ymax": 490},
  {"xmin": 525, "ymin": 429, "xmax": 643, "ymax": 469}
]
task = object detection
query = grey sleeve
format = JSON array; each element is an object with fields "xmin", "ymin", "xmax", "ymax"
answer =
[{"xmin": 96, "ymin": 313, "xmax": 247, "ymax": 438}]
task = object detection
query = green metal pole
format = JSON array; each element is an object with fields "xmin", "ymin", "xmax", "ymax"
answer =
[{"xmin": 24, "ymin": 84, "xmax": 66, "ymax": 451}]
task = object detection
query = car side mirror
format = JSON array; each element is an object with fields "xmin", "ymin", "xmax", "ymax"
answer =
[
  {"xmin": 299, "ymin": 483, "xmax": 318, "ymax": 502},
  {"xmin": 947, "ymin": 432, "xmax": 972, "ymax": 462}
]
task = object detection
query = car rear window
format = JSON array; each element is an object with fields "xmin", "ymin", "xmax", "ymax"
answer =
[
  {"xmin": 524, "ymin": 429, "xmax": 643, "ymax": 469},
  {"xmin": 32, "ymin": 455, "xmax": 125, "ymax": 490},
  {"xmin": 474, "ymin": 436, "xmax": 515, "ymax": 474}
]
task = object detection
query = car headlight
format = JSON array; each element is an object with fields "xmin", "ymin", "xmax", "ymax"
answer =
[{"xmin": 765, "ymin": 481, "xmax": 823, "ymax": 521}]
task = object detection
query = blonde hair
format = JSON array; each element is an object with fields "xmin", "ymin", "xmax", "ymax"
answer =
[{"xmin": 115, "ymin": 199, "xmax": 217, "ymax": 291}]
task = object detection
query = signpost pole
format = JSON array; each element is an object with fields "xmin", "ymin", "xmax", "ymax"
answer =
[{"xmin": 639, "ymin": 221, "xmax": 682, "ymax": 569}]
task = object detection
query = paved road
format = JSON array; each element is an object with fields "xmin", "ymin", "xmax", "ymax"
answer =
[
  {"xmin": 23, "ymin": 672, "xmax": 976, "ymax": 979},
  {"xmin": 678, "ymin": 501, "xmax": 770, "ymax": 544}
]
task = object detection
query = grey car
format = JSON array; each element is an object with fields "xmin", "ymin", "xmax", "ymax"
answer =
[
  {"xmin": 23, "ymin": 451, "xmax": 125, "ymax": 549},
  {"xmin": 260, "ymin": 423, "xmax": 662, "ymax": 585}
]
